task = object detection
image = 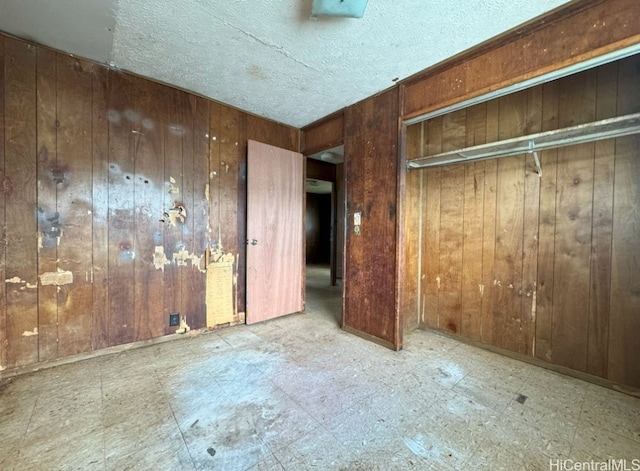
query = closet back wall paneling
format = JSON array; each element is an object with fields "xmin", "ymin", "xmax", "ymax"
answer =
[{"xmin": 406, "ymin": 55, "xmax": 640, "ymax": 389}]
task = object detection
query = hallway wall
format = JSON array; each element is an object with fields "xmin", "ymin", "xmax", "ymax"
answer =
[{"xmin": 305, "ymin": 192, "xmax": 331, "ymax": 265}]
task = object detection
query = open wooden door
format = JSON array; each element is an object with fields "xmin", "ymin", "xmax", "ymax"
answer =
[{"xmin": 246, "ymin": 140, "xmax": 304, "ymax": 324}]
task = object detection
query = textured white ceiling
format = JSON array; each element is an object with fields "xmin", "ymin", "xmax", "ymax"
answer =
[{"xmin": 0, "ymin": 0, "xmax": 570, "ymax": 128}]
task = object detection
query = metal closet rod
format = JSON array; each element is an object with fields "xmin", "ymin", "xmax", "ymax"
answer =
[{"xmin": 406, "ymin": 112, "xmax": 640, "ymax": 171}]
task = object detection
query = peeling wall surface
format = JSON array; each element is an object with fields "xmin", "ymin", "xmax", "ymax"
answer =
[
  {"xmin": 0, "ymin": 0, "xmax": 568, "ymax": 127},
  {"xmin": 0, "ymin": 34, "xmax": 298, "ymax": 370}
]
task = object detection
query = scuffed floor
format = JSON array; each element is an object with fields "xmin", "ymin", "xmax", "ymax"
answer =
[{"xmin": 1, "ymin": 266, "xmax": 638, "ymax": 470}]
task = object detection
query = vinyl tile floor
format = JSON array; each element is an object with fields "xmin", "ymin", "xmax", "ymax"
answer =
[{"xmin": 1, "ymin": 266, "xmax": 638, "ymax": 470}]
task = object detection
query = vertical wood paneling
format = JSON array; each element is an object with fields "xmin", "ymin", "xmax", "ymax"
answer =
[
  {"xmin": 587, "ymin": 62, "xmax": 617, "ymax": 377},
  {"xmin": 4, "ymin": 38, "xmax": 38, "ymax": 367},
  {"xmin": 163, "ymin": 88, "xmax": 185, "ymax": 330},
  {"xmin": 400, "ymin": 123, "xmax": 422, "ymax": 331},
  {"xmin": 189, "ymin": 96, "xmax": 210, "ymax": 329},
  {"xmin": 91, "ymin": 64, "xmax": 109, "ymax": 351},
  {"xmin": 235, "ymin": 112, "xmax": 248, "ymax": 316},
  {"xmin": 493, "ymin": 92, "xmax": 526, "ymax": 353},
  {"xmin": 370, "ymin": 90, "xmax": 399, "ymax": 345},
  {"xmin": 343, "ymin": 99, "xmax": 365, "ymax": 329},
  {"xmin": 219, "ymin": 106, "xmax": 240, "ymax": 315},
  {"xmin": 0, "ymin": 35, "xmax": 299, "ymax": 371},
  {"xmin": 335, "ymin": 163, "xmax": 345, "ymax": 282},
  {"xmin": 0, "ymin": 35, "xmax": 6, "ymax": 370},
  {"xmin": 56, "ymin": 55, "xmax": 94, "ymax": 356},
  {"xmin": 208, "ymin": 103, "xmax": 221, "ymax": 248},
  {"xmin": 480, "ymin": 100, "xmax": 499, "ymax": 345},
  {"xmin": 36, "ymin": 47, "xmax": 59, "ymax": 360},
  {"xmin": 422, "ymin": 117, "xmax": 442, "ymax": 329},
  {"xmin": 535, "ymin": 81, "xmax": 559, "ymax": 362},
  {"xmin": 551, "ymin": 70, "xmax": 596, "ymax": 372},
  {"xmin": 343, "ymin": 88, "xmax": 399, "ymax": 348},
  {"xmin": 133, "ymin": 80, "xmax": 165, "ymax": 340},
  {"xmin": 179, "ymin": 95, "xmax": 196, "ymax": 328},
  {"xmin": 107, "ymin": 72, "xmax": 136, "ymax": 347},
  {"xmin": 461, "ymin": 103, "xmax": 486, "ymax": 340},
  {"xmin": 438, "ymin": 110, "xmax": 466, "ymax": 334},
  {"xmin": 609, "ymin": 135, "xmax": 640, "ymax": 388},
  {"xmin": 521, "ymin": 87, "xmax": 542, "ymax": 356},
  {"xmin": 609, "ymin": 56, "xmax": 640, "ymax": 388},
  {"xmin": 356, "ymin": 96, "xmax": 377, "ymax": 338}
]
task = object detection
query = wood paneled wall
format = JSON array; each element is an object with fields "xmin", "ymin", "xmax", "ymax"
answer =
[
  {"xmin": 0, "ymin": 35, "xmax": 298, "ymax": 370},
  {"xmin": 404, "ymin": 55, "xmax": 640, "ymax": 388},
  {"xmin": 301, "ymin": 111, "xmax": 344, "ymax": 156},
  {"xmin": 335, "ymin": 163, "xmax": 345, "ymax": 280},
  {"xmin": 343, "ymin": 89, "xmax": 401, "ymax": 349}
]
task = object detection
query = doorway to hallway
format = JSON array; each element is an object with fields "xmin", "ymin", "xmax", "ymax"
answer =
[
  {"xmin": 305, "ymin": 144, "xmax": 345, "ymax": 326},
  {"xmin": 305, "ymin": 264, "xmax": 342, "ymax": 325}
]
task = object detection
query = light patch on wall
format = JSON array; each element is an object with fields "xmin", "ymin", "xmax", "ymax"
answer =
[
  {"xmin": 153, "ymin": 246, "xmax": 170, "ymax": 271},
  {"xmin": 173, "ymin": 248, "xmax": 205, "ymax": 272},
  {"xmin": 40, "ymin": 269, "xmax": 73, "ymax": 286},
  {"xmin": 175, "ymin": 316, "xmax": 191, "ymax": 334},
  {"xmin": 108, "ymin": 109, "xmax": 121, "ymax": 123},
  {"xmin": 141, "ymin": 117, "xmax": 155, "ymax": 130},
  {"xmin": 6, "ymin": 277, "xmax": 38, "ymax": 289},
  {"xmin": 167, "ymin": 176, "xmax": 179, "ymax": 195},
  {"xmin": 22, "ymin": 327, "xmax": 39, "ymax": 337},
  {"xmin": 123, "ymin": 109, "xmax": 141, "ymax": 123},
  {"xmin": 530, "ymin": 290, "xmax": 537, "ymax": 321},
  {"xmin": 168, "ymin": 124, "xmax": 185, "ymax": 136},
  {"xmin": 206, "ymin": 247, "xmax": 236, "ymax": 328}
]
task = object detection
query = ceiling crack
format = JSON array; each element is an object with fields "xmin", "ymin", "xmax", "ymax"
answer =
[{"xmin": 223, "ymin": 21, "xmax": 320, "ymax": 72}]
